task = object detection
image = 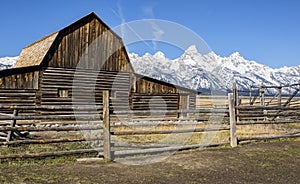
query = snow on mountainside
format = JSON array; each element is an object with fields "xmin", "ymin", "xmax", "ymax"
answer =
[
  {"xmin": 0, "ymin": 56, "xmax": 18, "ymax": 70},
  {"xmin": 129, "ymin": 45, "xmax": 300, "ymax": 94}
]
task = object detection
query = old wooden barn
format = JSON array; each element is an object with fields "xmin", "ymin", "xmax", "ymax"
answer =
[{"xmin": 0, "ymin": 12, "xmax": 199, "ymax": 118}]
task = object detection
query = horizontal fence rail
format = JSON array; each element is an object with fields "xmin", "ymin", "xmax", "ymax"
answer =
[{"xmin": 229, "ymin": 82, "xmax": 300, "ymax": 146}]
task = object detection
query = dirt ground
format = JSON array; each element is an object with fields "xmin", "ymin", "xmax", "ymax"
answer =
[{"xmin": 0, "ymin": 139, "xmax": 299, "ymax": 184}]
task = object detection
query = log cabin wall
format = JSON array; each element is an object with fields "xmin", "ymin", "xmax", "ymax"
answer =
[
  {"xmin": 0, "ymin": 89, "xmax": 36, "ymax": 116},
  {"xmin": 39, "ymin": 67, "xmax": 130, "ymax": 116},
  {"xmin": 177, "ymin": 89, "xmax": 196, "ymax": 110},
  {"xmin": 134, "ymin": 77, "xmax": 177, "ymax": 94},
  {"xmin": 133, "ymin": 76, "xmax": 197, "ymax": 110},
  {"xmin": 0, "ymin": 68, "xmax": 39, "ymax": 90},
  {"xmin": 0, "ymin": 67, "xmax": 40, "ymax": 116},
  {"xmin": 131, "ymin": 94, "xmax": 179, "ymax": 111}
]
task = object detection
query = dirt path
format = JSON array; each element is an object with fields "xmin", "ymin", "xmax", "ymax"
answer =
[{"xmin": 1, "ymin": 140, "xmax": 299, "ymax": 183}]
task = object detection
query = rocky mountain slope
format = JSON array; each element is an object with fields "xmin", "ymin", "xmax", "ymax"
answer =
[{"xmin": 129, "ymin": 45, "xmax": 300, "ymax": 94}]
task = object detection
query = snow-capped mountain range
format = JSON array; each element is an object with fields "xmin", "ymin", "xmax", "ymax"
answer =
[
  {"xmin": 1, "ymin": 46, "xmax": 299, "ymax": 94},
  {"xmin": 129, "ymin": 45, "xmax": 300, "ymax": 95}
]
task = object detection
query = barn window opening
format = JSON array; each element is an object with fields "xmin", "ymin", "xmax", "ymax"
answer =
[{"xmin": 58, "ymin": 88, "xmax": 69, "ymax": 98}]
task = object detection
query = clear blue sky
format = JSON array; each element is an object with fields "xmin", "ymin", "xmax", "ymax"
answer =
[{"xmin": 0, "ymin": 0, "xmax": 299, "ymax": 68}]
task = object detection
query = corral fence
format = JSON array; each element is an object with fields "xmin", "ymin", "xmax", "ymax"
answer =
[
  {"xmin": 1, "ymin": 82, "xmax": 300, "ymax": 161},
  {"xmin": 0, "ymin": 90, "xmax": 230, "ymax": 161},
  {"xmin": 0, "ymin": 106, "xmax": 103, "ymax": 159},
  {"xmin": 229, "ymin": 81, "xmax": 300, "ymax": 147}
]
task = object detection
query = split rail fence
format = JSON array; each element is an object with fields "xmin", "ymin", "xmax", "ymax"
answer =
[
  {"xmin": 229, "ymin": 81, "xmax": 300, "ymax": 147},
  {"xmin": 1, "ymin": 82, "xmax": 300, "ymax": 161},
  {"xmin": 0, "ymin": 91, "xmax": 230, "ymax": 161}
]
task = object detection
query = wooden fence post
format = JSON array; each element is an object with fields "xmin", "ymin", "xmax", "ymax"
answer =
[
  {"xmin": 103, "ymin": 90, "xmax": 113, "ymax": 161},
  {"xmin": 278, "ymin": 84, "xmax": 282, "ymax": 108},
  {"xmin": 299, "ymin": 80, "xmax": 300, "ymax": 95},
  {"xmin": 260, "ymin": 84, "xmax": 265, "ymax": 107},
  {"xmin": 233, "ymin": 83, "xmax": 239, "ymax": 122},
  {"xmin": 249, "ymin": 85, "xmax": 252, "ymax": 105},
  {"xmin": 186, "ymin": 95, "xmax": 190, "ymax": 118},
  {"xmin": 6, "ymin": 109, "xmax": 18, "ymax": 142},
  {"xmin": 228, "ymin": 93, "xmax": 237, "ymax": 147}
]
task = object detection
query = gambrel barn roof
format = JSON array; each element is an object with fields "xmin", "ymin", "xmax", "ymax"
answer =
[
  {"xmin": 14, "ymin": 32, "xmax": 58, "ymax": 68},
  {"xmin": 14, "ymin": 12, "xmax": 134, "ymax": 73}
]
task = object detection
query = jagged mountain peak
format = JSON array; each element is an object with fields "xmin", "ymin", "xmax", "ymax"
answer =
[
  {"xmin": 153, "ymin": 51, "xmax": 166, "ymax": 60},
  {"xmin": 129, "ymin": 46, "xmax": 300, "ymax": 94},
  {"xmin": 228, "ymin": 52, "xmax": 242, "ymax": 59},
  {"xmin": 184, "ymin": 45, "xmax": 199, "ymax": 54}
]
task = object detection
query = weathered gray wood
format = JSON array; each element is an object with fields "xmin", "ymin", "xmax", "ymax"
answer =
[
  {"xmin": 232, "ymin": 83, "xmax": 239, "ymax": 123},
  {"xmin": 238, "ymin": 109, "xmax": 300, "ymax": 116},
  {"xmin": 0, "ymin": 90, "xmax": 36, "ymax": 116},
  {"xmin": 39, "ymin": 67, "xmax": 130, "ymax": 116},
  {"xmin": 228, "ymin": 93, "xmax": 237, "ymax": 147},
  {"xmin": 112, "ymin": 122, "xmax": 228, "ymax": 128},
  {"xmin": 232, "ymin": 82, "xmax": 300, "ymax": 146},
  {"xmin": 77, "ymin": 158, "xmax": 104, "ymax": 163},
  {"xmin": 249, "ymin": 85, "xmax": 252, "ymax": 105},
  {"xmin": 6, "ymin": 109, "xmax": 18, "ymax": 142},
  {"xmin": 236, "ymin": 106, "xmax": 300, "ymax": 110},
  {"xmin": 103, "ymin": 90, "xmax": 113, "ymax": 161},
  {"xmin": 0, "ymin": 105, "xmax": 103, "ymax": 110},
  {"xmin": 278, "ymin": 84, "xmax": 282, "ymax": 107},
  {"xmin": 238, "ymin": 133, "xmax": 300, "ymax": 142},
  {"xmin": 0, "ymin": 125, "xmax": 102, "ymax": 132},
  {"xmin": 259, "ymin": 84, "xmax": 265, "ymax": 107},
  {"xmin": 0, "ymin": 137, "xmax": 102, "ymax": 146},
  {"xmin": 0, "ymin": 132, "xmax": 8, "ymax": 136},
  {"xmin": 113, "ymin": 108, "xmax": 228, "ymax": 114},
  {"xmin": 0, "ymin": 115, "xmax": 101, "ymax": 121},
  {"xmin": 114, "ymin": 142, "xmax": 229, "ymax": 157},
  {"xmin": 237, "ymin": 120, "xmax": 300, "ymax": 125},
  {"xmin": 112, "ymin": 127, "xmax": 229, "ymax": 136}
]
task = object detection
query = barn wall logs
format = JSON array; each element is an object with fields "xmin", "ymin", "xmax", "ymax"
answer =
[
  {"xmin": 130, "ymin": 93, "xmax": 179, "ymax": 119},
  {"xmin": 39, "ymin": 67, "xmax": 130, "ymax": 117},
  {"xmin": 0, "ymin": 70, "xmax": 39, "ymax": 89},
  {"xmin": 0, "ymin": 89, "xmax": 36, "ymax": 116},
  {"xmin": 134, "ymin": 76, "xmax": 196, "ymax": 110}
]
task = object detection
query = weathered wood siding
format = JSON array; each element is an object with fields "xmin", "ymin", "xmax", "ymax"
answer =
[
  {"xmin": 0, "ymin": 69, "xmax": 39, "ymax": 89},
  {"xmin": 134, "ymin": 77, "xmax": 177, "ymax": 94},
  {"xmin": 0, "ymin": 89, "xmax": 36, "ymax": 116},
  {"xmin": 129, "ymin": 93, "xmax": 179, "ymax": 119},
  {"xmin": 45, "ymin": 17, "xmax": 132, "ymax": 72},
  {"xmin": 134, "ymin": 76, "xmax": 196, "ymax": 110},
  {"xmin": 131, "ymin": 93, "xmax": 179, "ymax": 110},
  {"xmin": 39, "ymin": 67, "xmax": 130, "ymax": 115},
  {"xmin": 188, "ymin": 94, "xmax": 196, "ymax": 109}
]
